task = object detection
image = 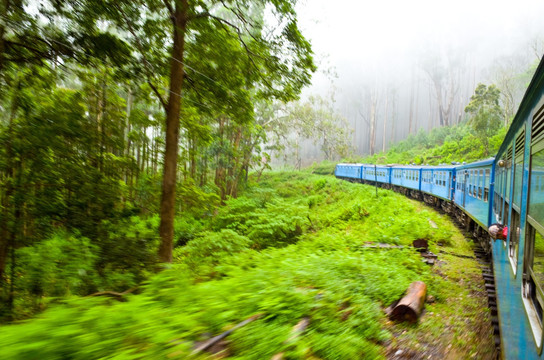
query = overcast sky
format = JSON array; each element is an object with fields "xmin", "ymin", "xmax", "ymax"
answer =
[{"xmin": 296, "ymin": 0, "xmax": 544, "ymax": 88}]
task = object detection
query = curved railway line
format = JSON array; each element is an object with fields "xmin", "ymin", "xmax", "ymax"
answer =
[{"xmin": 336, "ymin": 54, "xmax": 544, "ymax": 359}]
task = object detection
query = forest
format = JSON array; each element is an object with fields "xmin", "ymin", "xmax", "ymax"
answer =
[
  {"xmin": 0, "ymin": 0, "xmax": 541, "ymax": 358},
  {"xmin": 0, "ymin": 0, "xmax": 318, "ymax": 318}
]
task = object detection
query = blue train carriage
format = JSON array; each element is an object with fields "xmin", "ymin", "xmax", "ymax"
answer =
[
  {"xmin": 390, "ymin": 165, "xmax": 421, "ymax": 192},
  {"xmin": 360, "ymin": 164, "xmax": 388, "ymax": 184},
  {"xmin": 420, "ymin": 165, "xmax": 456, "ymax": 201},
  {"xmin": 491, "ymin": 56, "xmax": 544, "ymax": 359},
  {"xmin": 334, "ymin": 163, "xmax": 363, "ymax": 182},
  {"xmin": 453, "ymin": 158, "xmax": 494, "ymax": 228}
]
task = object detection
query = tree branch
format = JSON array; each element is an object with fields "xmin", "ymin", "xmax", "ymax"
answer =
[
  {"xmin": 148, "ymin": 82, "xmax": 168, "ymax": 112},
  {"xmin": 113, "ymin": 3, "xmax": 168, "ymax": 110},
  {"xmin": 162, "ymin": 0, "xmax": 175, "ymax": 20}
]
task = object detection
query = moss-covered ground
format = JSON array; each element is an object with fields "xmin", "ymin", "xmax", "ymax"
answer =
[{"xmin": 0, "ymin": 171, "xmax": 494, "ymax": 359}]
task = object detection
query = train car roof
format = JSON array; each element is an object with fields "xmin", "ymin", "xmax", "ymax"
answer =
[
  {"xmin": 336, "ymin": 163, "xmax": 364, "ymax": 166},
  {"xmin": 390, "ymin": 164, "xmax": 455, "ymax": 170},
  {"xmin": 419, "ymin": 165, "xmax": 456, "ymax": 170},
  {"xmin": 454, "ymin": 157, "xmax": 495, "ymax": 169}
]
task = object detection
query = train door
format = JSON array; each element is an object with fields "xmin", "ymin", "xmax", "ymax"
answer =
[
  {"xmin": 462, "ymin": 170, "xmax": 468, "ymax": 207},
  {"xmin": 447, "ymin": 171, "xmax": 451, "ymax": 199}
]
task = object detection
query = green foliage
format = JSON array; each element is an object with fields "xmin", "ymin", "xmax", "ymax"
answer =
[
  {"xmin": 465, "ymin": 83, "xmax": 503, "ymax": 155},
  {"xmin": 213, "ymin": 193, "xmax": 309, "ymax": 249},
  {"xmin": 176, "ymin": 177, "xmax": 221, "ymax": 217},
  {"xmin": 361, "ymin": 122, "xmax": 504, "ymax": 165},
  {"xmin": 95, "ymin": 216, "xmax": 159, "ymax": 290},
  {"xmin": 17, "ymin": 233, "xmax": 98, "ymax": 298},
  {"xmin": 310, "ymin": 161, "xmax": 337, "ymax": 175},
  {"xmin": 0, "ymin": 172, "xmax": 490, "ymax": 358}
]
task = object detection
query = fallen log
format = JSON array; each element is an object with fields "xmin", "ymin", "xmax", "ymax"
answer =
[
  {"xmin": 87, "ymin": 287, "xmax": 138, "ymax": 301},
  {"xmin": 192, "ymin": 313, "xmax": 262, "ymax": 355},
  {"xmin": 389, "ymin": 281, "xmax": 427, "ymax": 323},
  {"xmin": 271, "ymin": 317, "xmax": 311, "ymax": 360}
]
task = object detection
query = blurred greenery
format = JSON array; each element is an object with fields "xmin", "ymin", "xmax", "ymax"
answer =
[{"xmin": 0, "ymin": 172, "xmax": 491, "ymax": 358}]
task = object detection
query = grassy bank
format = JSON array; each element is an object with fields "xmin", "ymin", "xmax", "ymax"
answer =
[{"xmin": 0, "ymin": 172, "xmax": 494, "ymax": 359}]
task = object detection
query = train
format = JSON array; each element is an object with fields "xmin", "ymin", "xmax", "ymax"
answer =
[{"xmin": 335, "ymin": 56, "xmax": 544, "ymax": 358}]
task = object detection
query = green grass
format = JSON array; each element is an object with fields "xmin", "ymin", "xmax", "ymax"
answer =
[{"xmin": 0, "ymin": 172, "xmax": 494, "ymax": 359}]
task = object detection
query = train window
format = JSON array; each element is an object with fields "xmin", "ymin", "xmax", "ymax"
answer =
[
  {"xmin": 468, "ymin": 171, "xmax": 472, "ymax": 195},
  {"xmin": 523, "ymin": 222, "xmax": 544, "ymax": 349},
  {"xmin": 472, "ymin": 170, "xmax": 476, "ymax": 195},
  {"xmin": 484, "ymin": 169, "xmax": 490, "ymax": 202},
  {"xmin": 506, "ymin": 146, "xmax": 513, "ymax": 201},
  {"xmin": 514, "ymin": 128, "xmax": 526, "ymax": 209},
  {"xmin": 529, "ymin": 147, "xmax": 544, "ymax": 227},
  {"xmin": 477, "ymin": 170, "xmax": 484, "ymax": 200},
  {"xmin": 509, "ymin": 209, "xmax": 521, "ymax": 273}
]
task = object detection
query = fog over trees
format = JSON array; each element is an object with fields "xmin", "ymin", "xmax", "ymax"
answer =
[{"xmin": 271, "ymin": 0, "xmax": 544, "ymax": 165}]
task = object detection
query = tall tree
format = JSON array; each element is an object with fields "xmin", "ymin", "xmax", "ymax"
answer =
[{"xmin": 465, "ymin": 83, "xmax": 502, "ymax": 155}]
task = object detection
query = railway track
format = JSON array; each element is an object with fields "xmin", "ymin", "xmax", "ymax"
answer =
[
  {"xmin": 396, "ymin": 183, "xmax": 502, "ymax": 358},
  {"xmin": 473, "ymin": 242, "xmax": 500, "ymax": 358}
]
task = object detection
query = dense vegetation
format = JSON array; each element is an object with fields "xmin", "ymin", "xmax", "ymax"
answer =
[
  {"xmin": 0, "ymin": 0, "xmax": 318, "ymax": 318},
  {"xmin": 0, "ymin": 172, "xmax": 494, "ymax": 358},
  {"xmin": 360, "ymin": 123, "xmax": 507, "ymax": 166},
  {"xmin": 359, "ymin": 83, "xmax": 508, "ymax": 165}
]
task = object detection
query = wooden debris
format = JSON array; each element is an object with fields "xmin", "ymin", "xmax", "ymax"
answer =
[
  {"xmin": 271, "ymin": 317, "xmax": 311, "ymax": 360},
  {"xmin": 192, "ymin": 313, "xmax": 262, "ymax": 355},
  {"xmin": 421, "ymin": 251, "xmax": 438, "ymax": 265},
  {"xmin": 362, "ymin": 242, "xmax": 404, "ymax": 249},
  {"xmin": 87, "ymin": 287, "xmax": 138, "ymax": 301},
  {"xmin": 439, "ymin": 250, "xmax": 475, "ymax": 259},
  {"xmin": 389, "ymin": 281, "xmax": 427, "ymax": 323},
  {"xmin": 286, "ymin": 317, "xmax": 310, "ymax": 343},
  {"xmin": 412, "ymin": 239, "xmax": 429, "ymax": 251}
]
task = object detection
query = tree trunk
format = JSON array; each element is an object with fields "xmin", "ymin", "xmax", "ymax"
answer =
[
  {"xmin": 382, "ymin": 90, "xmax": 388, "ymax": 153},
  {"xmin": 158, "ymin": 0, "xmax": 188, "ymax": 263},
  {"xmin": 390, "ymin": 281, "xmax": 427, "ymax": 323},
  {"xmin": 408, "ymin": 68, "xmax": 415, "ymax": 135},
  {"xmin": 389, "ymin": 93, "xmax": 398, "ymax": 144},
  {"xmin": 0, "ymin": 0, "xmax": 8, "ymax": 73},
  {"xmin": 369, "ymin": 91, "xmax": 377, "ymax": 155},
  {"xmin": 428, "ymin": 87, "xmax": 433, "ymax": 132},
  {"xmin": 0, "ymin": 81, "xmax": 19, "ymax": 288},
  {"xmin": 414, "ymin": 77, "xmax": 419, "ymax": 132},
  {"xmin": 215, "ymin": 116, "xmax": 227, "ymax": 201},
  {"xmin": 228, "ymin": 127, "xmax": 242, "ymax": 198}
]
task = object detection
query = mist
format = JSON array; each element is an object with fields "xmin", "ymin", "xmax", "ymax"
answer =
[{"xmin": 288, "ymin": 0, "xmax": 544, "ymax": 161}]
